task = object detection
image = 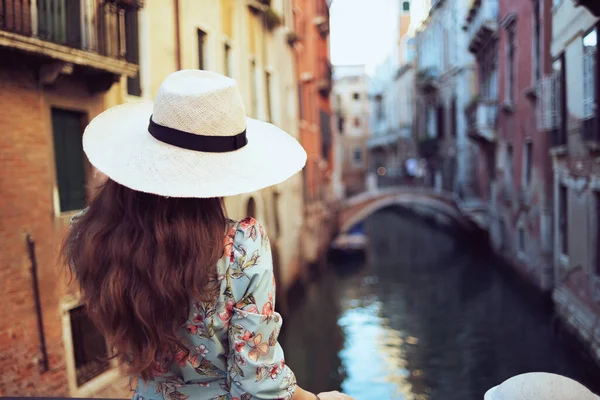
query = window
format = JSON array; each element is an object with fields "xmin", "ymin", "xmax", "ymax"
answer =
[
  {"xmin": 450, "ymin": 97, "xmax": 457, "ymax": 137},
  {"xmin": 320, "ymin": 110, "xmax": 331, "ymax": 160},
  {"xmin": 198, "ymin": 29, "xmax": 207, "ymax": 69},
  {"xmin": 265, "ymin": 71, "xmax": 272, "ymax": 122},
  {"xmin": 51, "ymin": 108, "xmax": 87, "ymax": 212},
  {"xmin": 353, "ymin": 148, "xmax": 363, "ymax": 165},
  {"xmin": 250, "ymin": 60, "xmax": 257, "ymax": 118},
  {"xmin": 298, "ymin": 83, "xmax": 304, "ymax": 119},
  {"xmin": 272, "ymin": 191, "xmax": 281, "ymax": 237},
  {"xmin": 559, "ymin": 184, "xmax": 568, "ymax": 255},
  {"xmin": 583, "ymin": 28, "xmax": 597, "ymax": 121},
  {"xmin": 338, "ymin": 115, "xmax": 345, "ymax": 134},
  {"xmin": 246, "ymin": 197, "xmax": 257, "ymax": 218},
  {"xmin": 125, "ymin": 10, "xmax": 141, "ymax": 96},
  {"xmin": 596, "ymin": 192, "xmax": 600, "ymax": 275},
  {"xmin": 375, "ymin": 95, "xmax": 384, "ymax": 120},
  {"xmin": 402, "ymin": 1, "xmax": 410, "ymax": 12},
  {"xmin": 505, "ymin": 22, "xmax": 516, "ymax": 104},
  {"xmin": 524, "ymin": 141, "xmax": 533, "ymax": 186},
  {"xmin": 352, "ymin": 92, "xmax": 360, "ymax": 100},
  {"xmin": 552, "ymin": 55, "xmax": 566, "ymax": 146},
  {"xmin": 224, "ymin": 43, "xmax": 231, "ymax": 77},
  {"xmin": 518, "ymin": 226, "xmax": 526, "ymax": 253},
  {"xmin": 69, "ymin": 305, "xmax": 110, "ymax": 386},
  {"xmin": 532, "ymin": 0, "xmax": 541, "ymax": 84},
  {"xmin": 506, "ymin": 144, "xmax": 514, "ymax": 189},
  {"xmin": 354, "ymin": 117, "xmax": 360, "ymax": 127}
]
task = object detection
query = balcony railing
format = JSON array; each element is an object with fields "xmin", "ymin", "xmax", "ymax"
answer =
[
  {"xmin": 0, "ymin": 0, "xmax": 140, "ymax": 84},
  {"xmin": 466, "ymin": 99, "xmax": 497, "ymax": 143},
  {"xmin": 1, "ymin": 0, "xmax": 139, "ymax": 59},
  {"xmin": 316, "ymin": 59, "xmax": 332, "ymax": 97},
  {"xmin": 464, "ymin": 0, "xmax": 498, "ymax": 54}
]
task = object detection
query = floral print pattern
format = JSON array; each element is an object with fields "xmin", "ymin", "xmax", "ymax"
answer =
[{"xmin": 133, "ymin": 218, "xmax": 296, "ymax": 400}]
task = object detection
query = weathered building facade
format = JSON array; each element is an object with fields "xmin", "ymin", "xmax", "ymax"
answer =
[
  {"xmin": 291, "ymin": 0, "xmax": 334, "ymax": 266},
  {"xmin": 414, "ymin": 0, "xmax": 477, "ymax": 199},
  {"xmin": 0, "ymin": 0, "xmax": 142, "ymax": 396},
  {"xmin": 549, "ymin": 0, "xmax": 600, "ymax": 365},
  {"xmin": 332, "ymin": 65, "xmax": 371, "ymax": 197},
  {"xmin": 490, "ymin": 0, "xmax": 554, "ymax": 290},
  {"xmin": 368, "ymin": 1, "xmax": 416, "ymax": 188}
]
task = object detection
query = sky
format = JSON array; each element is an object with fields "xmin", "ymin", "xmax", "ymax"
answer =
[{"xmin": 329, "ymin": 0, "xmax": 430, "ymax": 73}]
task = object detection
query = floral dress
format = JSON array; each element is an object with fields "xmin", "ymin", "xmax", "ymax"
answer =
[{"xmin": 68, "ymin": 211, "xmax": 296, "ymax": 400}]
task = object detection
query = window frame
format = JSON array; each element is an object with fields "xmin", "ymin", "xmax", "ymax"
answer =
[
  {"xmin": 50, "ymin": 107, "xmax": 90, "ymax": 218},
  {"xmin": 559, "ymin": 183, "xmax": 568, "ymax": 257},
  {"xmin": 505, "ymin": 21, "xmax": 517, "ymax": 106},
  {"xmin": 197, "ymin": 28, "xmax": 207, "ymax": 70},
  {"xmin": 61, "ymin": 296, "xmax": 119, "ymax": 397},
  {"xmin": 352, "ymin": 147, "xmax": 363, "ymax": 166},
  {"xmin": 532, "ymin": 0, "xmax": 542, "ymax": 85},
  {"xmin": 523, "ymin": 139, "xmax": 533, "ymax": 188}
]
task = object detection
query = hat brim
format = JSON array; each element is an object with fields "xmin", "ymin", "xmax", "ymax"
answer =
[{"xmin": 83, "ymin": 102, "xmax": 307, "ymax": 198}]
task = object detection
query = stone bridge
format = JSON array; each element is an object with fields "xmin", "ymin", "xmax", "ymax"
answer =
[{"xmin": 337, "ymin": 186, "xmax": 478, "ymax": 234}]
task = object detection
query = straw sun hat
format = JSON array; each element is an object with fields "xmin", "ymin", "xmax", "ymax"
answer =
[
  {"xmin": 83, "ymin": 69, "xmax": 307, "ymax": 198},
  {"xmin": 484, "ymin": 372, "xmax": 599, "ymax": 400}
]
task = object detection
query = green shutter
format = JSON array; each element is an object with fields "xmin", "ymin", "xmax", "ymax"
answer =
[{"xmin": 51, "ymin": 108, "xmax": 87, "ymax": 212}]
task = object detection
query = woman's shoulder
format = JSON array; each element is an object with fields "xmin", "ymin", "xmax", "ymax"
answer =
[
  {"xmin": 228, "ymin": 217, "xmax": 269, "ymax": 244},
  {"xmin": 227, "ymin": 217, "xmax": 271, "ymax": 268}
]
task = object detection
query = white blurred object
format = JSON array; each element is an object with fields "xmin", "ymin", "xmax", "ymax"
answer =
[
  {"xmin": 405, "ymin": 158, "xmax": 418, "ymax": 177},
  {"xmin": 484, "ymin": 373, "xmax": 599, "ymax": 400}
]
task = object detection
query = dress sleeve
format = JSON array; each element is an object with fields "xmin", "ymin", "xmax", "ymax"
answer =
[{"xmin": 226, "ymin": 218, "xmax": 297, "ymax": 400}]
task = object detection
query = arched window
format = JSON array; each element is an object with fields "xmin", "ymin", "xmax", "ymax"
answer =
[{"xmin": 246, "ymin": 197, "xmax": 257, "ymax": 218}]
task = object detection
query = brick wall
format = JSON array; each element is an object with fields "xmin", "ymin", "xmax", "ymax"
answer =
[
  {"xmin": 0, "ymin": 65, "xmax": 128, "ymax": 397},
  {"xmin": 494, "ymin": 0, "xmax": 554, "ymax": 289}
]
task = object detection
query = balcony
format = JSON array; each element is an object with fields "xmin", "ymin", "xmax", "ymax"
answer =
[
  {"xmin": 574, "ymin": 0, "xmax": 600, "ymax": 17},
  {"xmin": 416, "ymin": 67, "xmax": 439, "ymax": 94},
  {"xmin": 316, "ymin": 59, "xmax": 332, "ymax": 97},
  {"xmin": 464, "ymin": 0, "xmax": 498, "ymax": 55},
  {"xmin": 313, "ymin": 0, "xmax": 329, "ymax": 37},
  {"xmin": 466, "ymin": 99, "xmax": 497, "ymax": 143},
  {"xmin": 0, "ymin": 0, "xmax": 141, "ymax": 91}
]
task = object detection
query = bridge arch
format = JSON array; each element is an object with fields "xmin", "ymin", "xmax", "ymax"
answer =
[{"xmin": 338, "ymin": 188, "xmax": 474, "ymax": 234}]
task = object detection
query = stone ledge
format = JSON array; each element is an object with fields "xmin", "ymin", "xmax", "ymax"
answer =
[{"xmin": 0, "ymin": 30, "xmax": 138, "ymax": 78}]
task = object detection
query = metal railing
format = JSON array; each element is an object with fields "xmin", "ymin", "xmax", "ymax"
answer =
[{"xmin": 0, "ymin": 0, "xmax": 134, "ymax": 60}]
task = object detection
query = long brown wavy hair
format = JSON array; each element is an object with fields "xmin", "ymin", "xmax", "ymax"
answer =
[{"xmin": 62, "ymin": 179, "xmax": 228, "ymax": 380}]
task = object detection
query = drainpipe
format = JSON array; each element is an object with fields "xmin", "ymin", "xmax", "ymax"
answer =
[
  {"xmin": 174, "ymin": 0, "xmax": 182, "ymax": 70},
  {"xmin": 26, "ymin": 234, "xmax": 49, "ymax": 372}
]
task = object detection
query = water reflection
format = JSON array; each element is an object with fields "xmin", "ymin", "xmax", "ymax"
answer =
[{"xmin": 280, "ymin": 208, "xmax": 600, "ymax": 400}]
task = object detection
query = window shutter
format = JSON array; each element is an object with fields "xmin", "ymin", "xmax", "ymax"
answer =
[{"xmin": 51, "ymin": 109, "xmax": 87, "ymax": 212}]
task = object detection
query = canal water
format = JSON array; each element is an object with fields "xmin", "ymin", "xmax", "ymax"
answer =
[{"xmin": 279, "ymin": 208, "xmax": 600, "ymax": 400}]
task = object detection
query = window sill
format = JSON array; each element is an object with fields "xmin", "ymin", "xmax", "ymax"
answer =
[{"xmin": 70, "ymin": 367, "xmax": 122, "ymax": 398}]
